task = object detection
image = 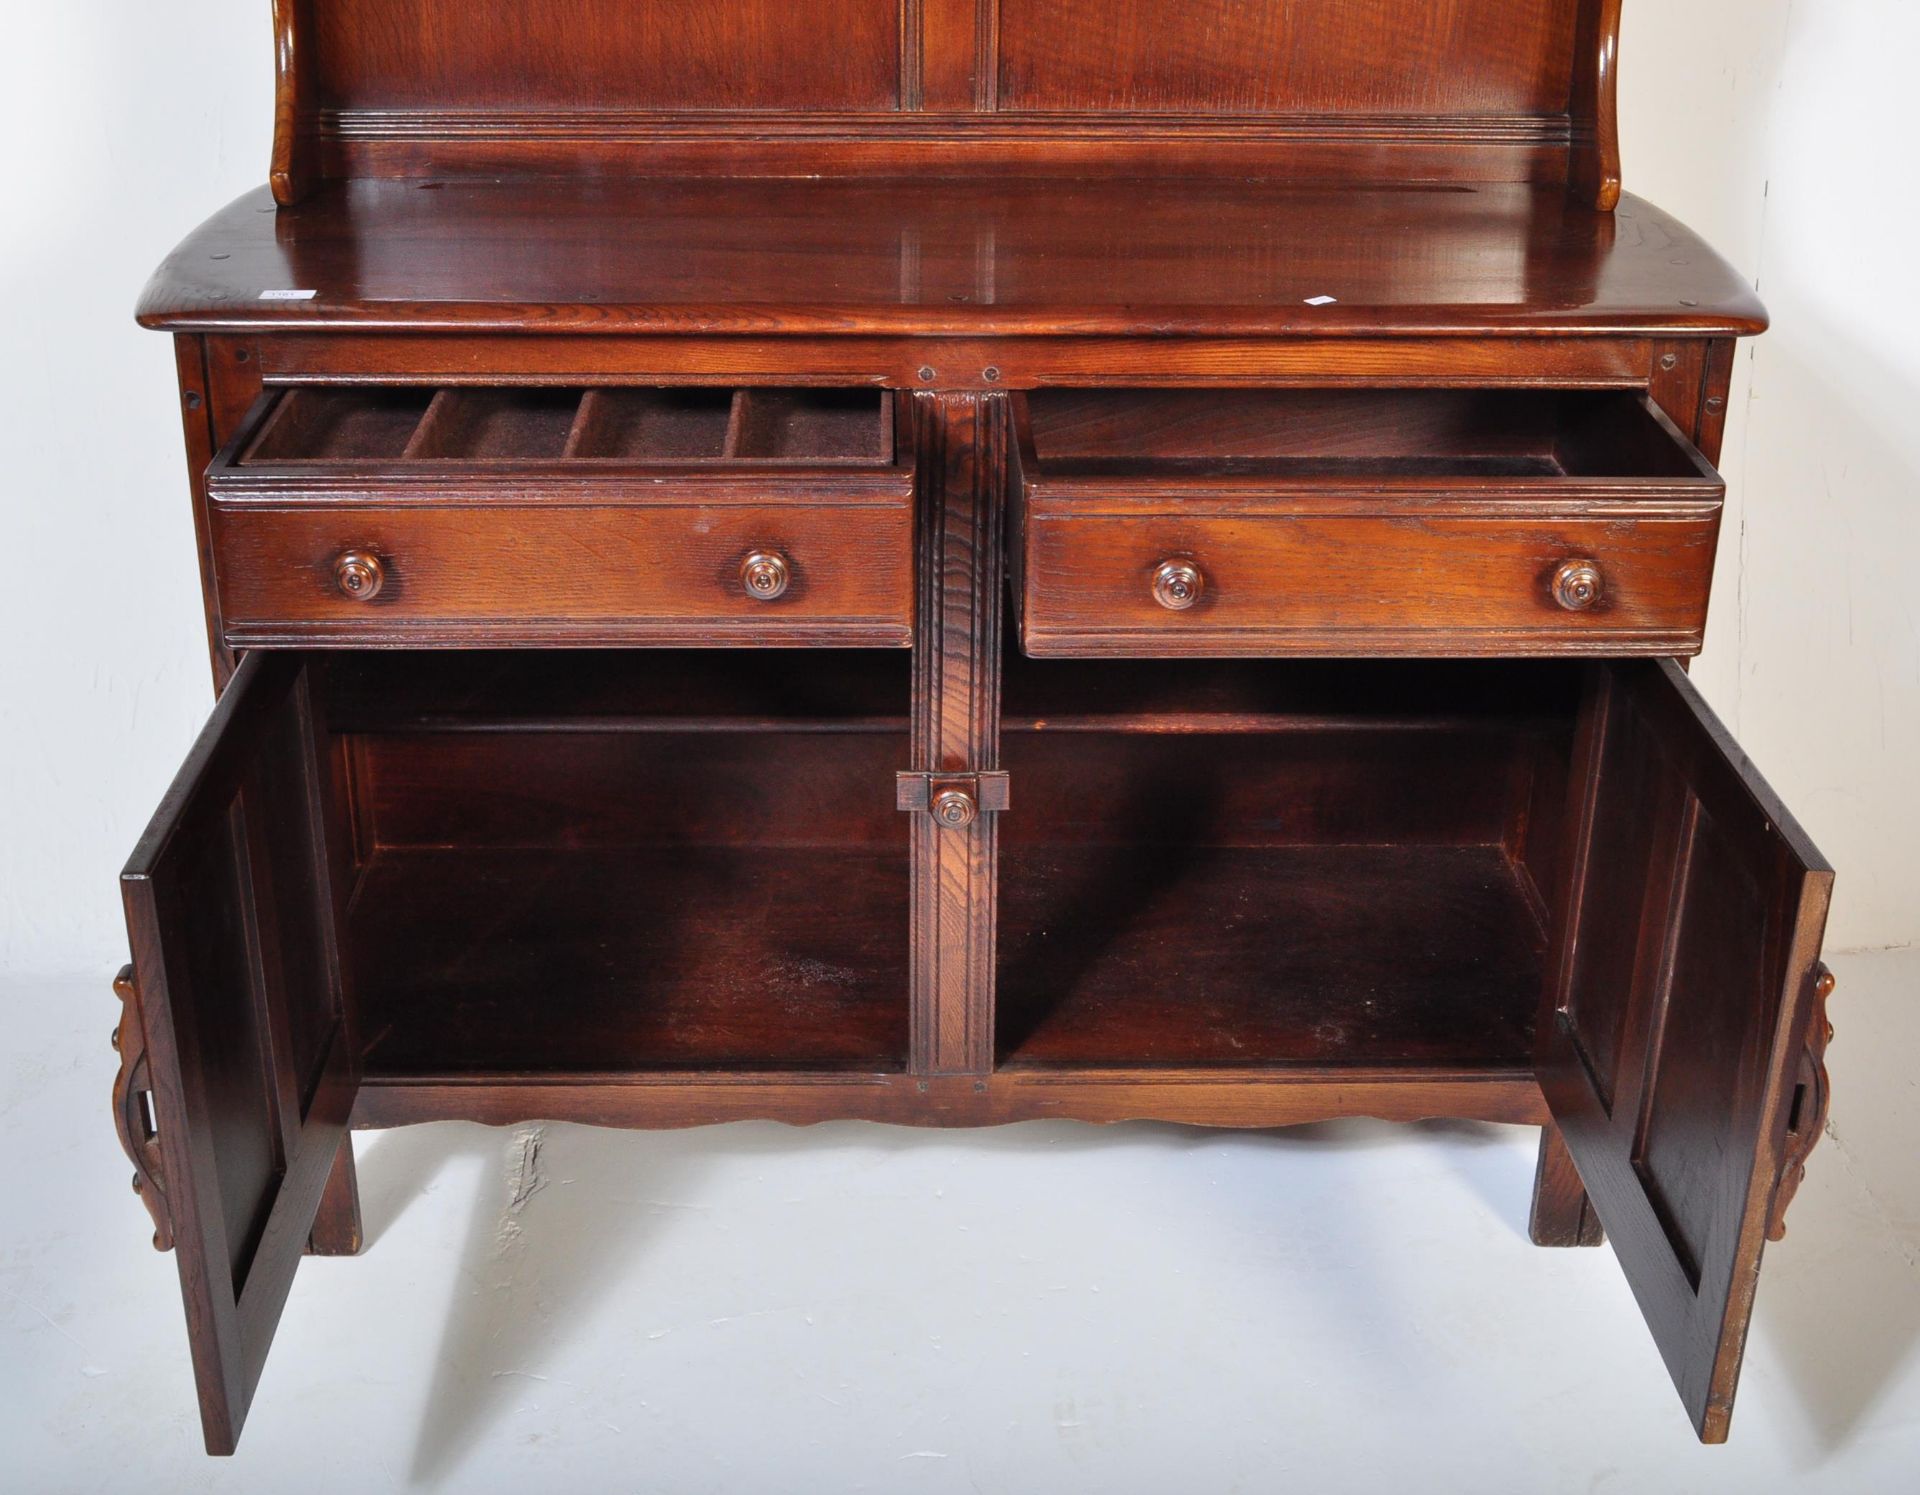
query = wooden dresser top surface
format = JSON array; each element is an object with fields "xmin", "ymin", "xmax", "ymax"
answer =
[{"xmin": 139, "ymin": 177, "xmax": 1763, "ymax": 339}]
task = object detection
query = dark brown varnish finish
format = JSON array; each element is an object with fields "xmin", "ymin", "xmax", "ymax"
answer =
[{"xmin": 118, "ymin": 0, "xmax": 1829, "ymax": 1457}]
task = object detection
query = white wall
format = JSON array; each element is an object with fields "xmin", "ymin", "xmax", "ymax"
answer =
[
  {"xmin": 2, "ymin": 2, "xmax": 1915, "ymax": 976},
  {"xmin": 2, "ymin": 3, "xmax": 273, "ymax": 978},
  {"xmin": 1620, "ymin": 0, "xmax": 1920, "ymax": 951}
]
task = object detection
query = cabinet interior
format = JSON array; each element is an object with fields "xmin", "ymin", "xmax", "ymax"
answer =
[
  {"xmin": 322, "ymin": 649, "xmax": 914, "ymax": 1077},
  {"xmin": 996, "ymin": 647, "xmax": 1580, "ymax": 1071},
  {"xmin": 311, "ymin": 645, "xmax": 1582, "ymax": 1084}
]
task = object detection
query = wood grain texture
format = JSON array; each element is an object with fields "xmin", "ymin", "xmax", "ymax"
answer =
[
  {"xmin": 350, "ymin": 1071, "xmax": 1550, "ymax": 1131},
  {"xmin": 246, "ymin": 331, "xmax": 1663, "ymax": 391},
  {"xmin": 204, "ymin": 386, "xmax": 915, "ymax": 649},
  {"xmin": 1571, "ymin": 0, "xmax": 1625, "ymax": 209},
  {"xmin": 999, "ymin": 844, "xmax": 1546, "ymax": 1068},
  {"xmin": 1538, "ymin": 660, "xmax": 1834, "ymax": 1442},
  {"xmin": 267, "ymin": 0, "xmax": 1618, "ymax": 191},
  {"xmin": 996, "ymin": 0, "xmax": 1577, "ymax": 114},
  {"xmin": 352, "ymin": 848, "xmax": 911, "ymax": 1075},
  {"xmin": 310, "ymin": 0, "xmax": 902, "ymax": 112},
  {"xmin": 110, "ymin": 964, "xmax": 174, "ymax": 1250},
  {"xmin": 137, "ymin": 181, "xmax": 1768, "ymax": 339},
  {"xmin": 170, "ymin": 336, "xmax": 235, "ymax": 689},
  {"xmin": 1531, "ymin": 1120, "xmax": 1605, "ymax": 1246},
  {"xmin": 1019, "ymin": 511, "xmax": 1720, "ymax": 658},
  {"xmin": 1015, "ymin": 390, "xmax": 1724, "ymax": 658},
  {"xmin": 909, "ymin": 392, "xmax": 1005, "ymax": 1074},
  {"xmin": 305, "ymin": 1138, "xmax": 362, "ymax": 1256},
  {"xmin": 207, "ymin": 503, "xmax": 913, "ymax": 647},
  {"xmin": 123, "ymin": 0, "xmax": 1816, "ymax": 1455},
  {"xmin": 120, "ymin": 656, "xmax": 359, "ymax": 1454},
  {"xmin": 1767, "ymin": 963, "xmax": 1836, "ymax": 1242},
  {"xmin": 269, "ymin": 0, "xmax": 315, "ymax": 204}
]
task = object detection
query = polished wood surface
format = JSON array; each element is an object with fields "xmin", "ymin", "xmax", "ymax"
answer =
[
  {"xmin": 999, "ymin": 0, "xmax": 1576, "ymax": 113},
  {"xmin": 118, "ymin": 0, "xmax": 1832, "ymax": 1456},
  {"xmin": 1538, "ymin": 660, "xmax": 1834, "ymax": 1442},
  {"xmin": 205, "ymin": 385, "xmax": 914, "ymax": 648},
  {"xmin": 140, "ymin": 181, "xmax": 1765, "ymax": 338},
  {"xmin": 120, "ymin": 655, "xmax": 359, "ymax": 1454},
  {"xmin": 267, "ymin": 0, "xmax": 1620, "ymax": 193},
  {"xmin": 353, "ymin": 848, "xmax": 912, "ymax": 1074},
  {"xmin": 312, "ymin": 0, "xmax": 902, "ymax": 113},
  {"xmin": 1530, "ymin": 1119, "xmax": 1606, "ymax": 1247},
  {"xmin": 1014, "ymin": 389, "xmax": 1724, "ymax": 657},
  {"xmin": 999, "ymin": 844, "xmax": 1545, "ymax": 1068},
  {"xmin": 1768, "ymin": 962, "xmax": 1837, "ymax": 1243}
]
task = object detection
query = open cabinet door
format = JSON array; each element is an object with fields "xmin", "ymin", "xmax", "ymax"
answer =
[
  {"xmin": 1539, "ymin": 659, "xmax": 1833, "ymax": 1442},
  {"xmin": 120, "ymin": 654, "xmax": 359, "ymax": 1454}
]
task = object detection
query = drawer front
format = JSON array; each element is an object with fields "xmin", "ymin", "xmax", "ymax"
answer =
[
  {"xmin": 210, "ymin": 503, "xmax": 913, "ymax": 646},
  {"xmin": 1019, "ymin": 509, "xmax": 1721, "ymax": 657}
]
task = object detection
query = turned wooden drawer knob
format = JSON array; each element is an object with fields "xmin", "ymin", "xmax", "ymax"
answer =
[
  {"xmin": 332, "ymin": 550, "xmax": 385, "ymax": 602},
  {"xmin": 931, "ymin": 788, "xmax": 978, "ymax": 829},
  {"xmin": 741, "ymin": 550, "xmax": 792, "ymax": 601},
  {"xmin": 1552, "ymin": 559, "xmax": 1604, "ymax": 612},
  {"xmin": 1151, "ymin": 558, "xmax": 1204, "ymax": 611}
]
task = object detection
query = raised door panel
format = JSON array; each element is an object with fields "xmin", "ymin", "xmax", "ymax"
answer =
[
  {"xmin": 120, "ymin": 655, "xmax": 358, "ymax": 1454},
  {"xmin": 996, "ymin": 0, "xmax": 1580, "ymax": 114},
  {"xmin": 1539, "ymin": 660, "xmax": 1832, "ymax": 1442}
]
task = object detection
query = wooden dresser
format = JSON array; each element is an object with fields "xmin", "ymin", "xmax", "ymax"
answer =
[{"xmin": 118, "ymin": 0, "xmax": 1836, "ymax": 1454}]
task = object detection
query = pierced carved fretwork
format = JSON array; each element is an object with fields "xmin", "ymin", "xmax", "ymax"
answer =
[
  {"xmin": 111, "ymin": 964, "xmax": 172, "ymax": 1251},
  {"xmin": 1768, "ymin": 963, "xmax": 1836, "ymax": 1242}
]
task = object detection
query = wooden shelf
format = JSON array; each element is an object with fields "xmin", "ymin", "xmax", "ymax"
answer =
[
  {"xmin": 1000, "ymin": 652, "xmax": 1581, "ymax": 735},
  {"xmin": 351, "ymin": 847, "xmax": 910, "ymax": 1077},
  {"xmin": 139, "ymin": 180, "xmax": 1767, "ymax": 339},
  {"xmin": 323, "ymin": 649, "xmax": 912, "ymax": 735},
  {"xmin": 998, "ymin": 844, "xmax": 1544, "ymax": 1070}
]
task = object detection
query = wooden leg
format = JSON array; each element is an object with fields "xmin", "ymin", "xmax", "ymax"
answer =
[
  {"xmin": 306, "ymin": 1135, "xmax": 364, "ymax": 1256},
  {"xmin": 1530, "ymin": 1121, "xmax": 1604, "ymax": 1247}
]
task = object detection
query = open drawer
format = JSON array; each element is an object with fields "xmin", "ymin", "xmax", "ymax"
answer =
[
  {"xmin": 1011, "ymin": 389, "xmax": 1726, "ymax": 657},
  {"xmin": 205, "ymin": 386, "xmax": 914, "ymax": 647}
]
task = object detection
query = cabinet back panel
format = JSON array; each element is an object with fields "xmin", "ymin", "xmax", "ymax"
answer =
[
  {"xmin": 355, "ymin": 732, "xmax": 910, "ymax": 851},
  {"xmin": 996, "ymin": 0, "xmax": 1580, "ymax": 115},
  {"xmin": 1001, "ymin": 728, "xmax": 1550, "ymax": 850},
  {"xmin": 311, "ymin": 0, "xmax": 904, "ymax": 112},
  {"xmin": 284, "ymin": 0, "xmax": 1611, "ymax": 190}
]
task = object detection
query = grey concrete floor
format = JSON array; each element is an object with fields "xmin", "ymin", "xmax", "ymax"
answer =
[{"xmin": 3, "ymin": 949, "xmax": 1915, "ymax": 1492}]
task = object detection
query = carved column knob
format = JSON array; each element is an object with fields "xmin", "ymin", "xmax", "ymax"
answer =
[
  {"xmin": 1152, "ymin": 558, "xmax": 1204, "ymax": 611},
  {"xmin": 1552, "ymin": 559, "xmax": 1604, "ymax": 612},
  {"xmin": 332, "ymin": 549, "xmax": 385, "ymax": 602},
  {"xmin": 931, "ymin": 788, "xmax": 978, "ymax": 829},
  {"xmin": 741, "ymin": 550, "xmax": 792, "ymax": 601}
]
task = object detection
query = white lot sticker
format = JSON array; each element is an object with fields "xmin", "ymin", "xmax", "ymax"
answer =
[
  {"xmin": 1304, "ymin": 295, "xmax": 1339, "ymax": 306},
  {"xmin": 258, "ymin": 289, "xmax": 319, "ymax": 300}
]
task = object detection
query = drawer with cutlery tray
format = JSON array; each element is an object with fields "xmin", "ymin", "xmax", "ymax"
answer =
[{"xmin": 204, "ymin": 385, "xmax": 914, "ymax": 647}]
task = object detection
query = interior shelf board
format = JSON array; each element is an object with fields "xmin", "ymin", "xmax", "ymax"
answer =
[
  {"xmin": 349, "ymin": 846, "xmax": 911, "ymax": 1077},
  {"xmin": 997, "ymin": 843, "xmax": 1545, "ymax": 1070},
  {"xmin": 323, "ymin": 649, "xmax": 912, "ymax": 734},
  {"xmin": 999, "ymin": 654, "xmax": 1583, "ymax": 735}
]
